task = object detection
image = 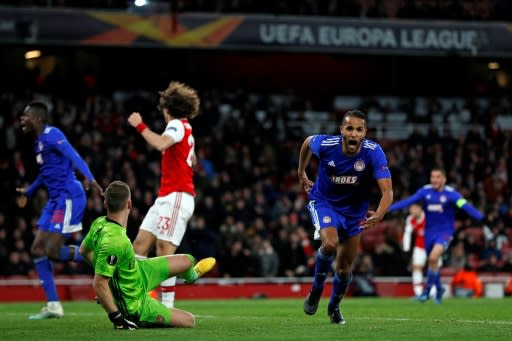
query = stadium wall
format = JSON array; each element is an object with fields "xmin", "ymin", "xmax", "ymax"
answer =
[{"xmin": 0, "ymin": 275, "xmax": 508, "ymax": 302}]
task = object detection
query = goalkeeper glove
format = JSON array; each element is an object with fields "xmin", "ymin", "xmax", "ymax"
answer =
[{"xmin": 108, "ymin": 311, "xmax": 138, "ymax": 330}]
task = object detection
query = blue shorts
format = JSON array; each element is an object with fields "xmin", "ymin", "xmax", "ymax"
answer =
[
  {"xmin": 307, "ymin": 200, "xmax": 364, "ymax": 242},
  {"xmin": 425, "ymin": 230, "xmax": 453, "ymax": 255},
  {"xmin": 38, "ymin": 194, "xmax": 86, "ymax": 236}
]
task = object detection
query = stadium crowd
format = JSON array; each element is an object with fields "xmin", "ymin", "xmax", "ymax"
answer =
[
  {"xmin": 1, "ymin": 88, "xmax": 511, "ymax": 281},
  {"xmin": 3, "ymin": 0, "xmax": 511, "ymax": 21}
]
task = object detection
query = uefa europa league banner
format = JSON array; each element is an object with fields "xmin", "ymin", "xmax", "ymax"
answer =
[{"xmin": 0, "ymin": 6, "xmax": 511, "ymax": 57}]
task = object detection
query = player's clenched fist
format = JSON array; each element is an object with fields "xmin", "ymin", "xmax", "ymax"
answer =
[{"xmin": 127, "ymin": 112, "xmax": 143, "ymax": 127}]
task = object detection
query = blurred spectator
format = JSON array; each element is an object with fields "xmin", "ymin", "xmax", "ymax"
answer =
[
  {"xmin": 220, "ymin": 240, "xmax": 254, "ymax": 278},
  {"xmin": 478, "ymin": 253, "xmax": 502, "ymax": 273},
  {"xmin": 373, "ymin": 227, "xmax": 408, "ymax": 276},
  {"xmin": 481, "ymin": 239, "xmax": 502, "ymax": 261},
  {"xmin": 352, "ymin": 253, "xmax": 378, "ymax": 297},
  {"xmin": 451, "ymin": 264, "xmax": 483, "ymax": 298},
  {"xmin": 255, "ymin": 239, "xmax": 280, "ymax": 277},
  {"xmin": 7, "ymin": 251, "xmax": 31, "ymax": 275},
  {"xmin": 447, "ymin": 241, "xmax": 467, "ymax": 269}
]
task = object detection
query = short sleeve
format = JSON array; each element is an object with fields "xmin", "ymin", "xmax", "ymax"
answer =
[
  {"xmin": 372, "ymin": 145, "xmax": 391, "ymax": 180},
  {"xmin": 309, "ymin": 135, "xmax": 324, "ymax": 156},
  {"xmin": 162, "ymin": 119, "xmax": 185, "ymax": 143}
]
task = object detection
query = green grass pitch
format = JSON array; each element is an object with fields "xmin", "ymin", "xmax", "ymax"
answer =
[{"xmin": 1, "ymin": 298, "xmax": 511, "ymax": 340}]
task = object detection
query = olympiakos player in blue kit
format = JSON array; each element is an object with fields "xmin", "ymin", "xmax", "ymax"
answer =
[
  {"xmin": 389, "ymin": 168, "xmax": 485, "ymax": 304},
  {"xmin": 298, "ymin": 110, "xmax": 393, "ymax": 324},
  {"xmin": 16, "ymin": 102, "xmax": 103, "ymax": 319}
]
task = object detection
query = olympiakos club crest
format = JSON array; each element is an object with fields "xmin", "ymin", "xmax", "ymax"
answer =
[
  {"xmin": 107, "ymin": 255, "xmax": 118, "ymax": 265},
  {"xmin": 322, "ymin": 216, "xmax": 332, "ymax": 224},
  {"xmin": 354, "ymin": 160, "xmax": 365, "ymax": 171}
]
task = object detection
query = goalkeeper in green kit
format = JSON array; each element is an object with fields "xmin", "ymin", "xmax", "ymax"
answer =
[{"xmin": 80, "ymin": 181, "xmax": 216, "ymax": 329}]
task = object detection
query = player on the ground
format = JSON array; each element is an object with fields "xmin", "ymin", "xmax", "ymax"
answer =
[
  {"xmin": 401, "ymin": 203, "xmax": 439, "ymax": 297},
  {"xmin": 298, "ymin": 110, "xmax": 393, "ymax": 324},
  {"xmin": 79, "ymin": 180, "xmax": 215, "ymax": 329},
  {"xmin": 389, "ymin": 167, "xmax": 485, "ymax": 303},
  {"xmin": 16, "ymin": 101, "xmax": 103, "ymax": 319},
  {"xmin": 127, "ymin": 81, "xmax": 200, "ymax": 308}
]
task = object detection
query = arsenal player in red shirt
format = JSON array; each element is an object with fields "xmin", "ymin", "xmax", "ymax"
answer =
[{"xmin": 128, "ymin": 81, "xmax": 207, "ymax": 308}]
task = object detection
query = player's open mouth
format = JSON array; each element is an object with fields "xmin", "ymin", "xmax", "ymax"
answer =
[{"xmin": 348, "ymin": 140, "xmax": 358, "ymax": 147}]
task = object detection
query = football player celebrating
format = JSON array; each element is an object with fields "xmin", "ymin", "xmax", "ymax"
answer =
[
  {"xmin": 127, "ymin": 81, "xmax": 202, "ymax": 308},
  {"xmin": 389, "ymin": 167, "xmax": 485, "ymax": 303},
  {"xmin": 298, "ymin": 110, "xmax": 393, "ymax": 324},
  {"xmin": 17, "ymin": 101, "xmax": 102, "ymax": 319}
]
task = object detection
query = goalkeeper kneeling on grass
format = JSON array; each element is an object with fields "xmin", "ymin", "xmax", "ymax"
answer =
[{"xmin": 79, "ymin": 181, "xmax": 216, "ymax": 329}]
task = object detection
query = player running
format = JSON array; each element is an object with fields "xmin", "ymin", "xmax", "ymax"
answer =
[
  {"xmin": 389, "ymin": 167, "xmax": 485, "ymax": 303},
  {"xmin": 17, "ymin": 101, "xmax": 103, "ymax": 319},
  {"xmin": 298, "ymin": 110, "xmax": 393, "ymax": 324}
]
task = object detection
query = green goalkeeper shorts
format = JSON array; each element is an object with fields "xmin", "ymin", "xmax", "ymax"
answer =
[{"xmin": 137, "ymin": 256, "xmax": 173, "ymax": 326}]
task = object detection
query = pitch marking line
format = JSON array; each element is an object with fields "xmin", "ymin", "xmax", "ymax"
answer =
[
  {"xmin": 354, "ymin": 317, "xmax": 512, "ymax": 325},
  {"xmin": 6, "ymin": 313, "xmax": 512, "ymax": 325}
]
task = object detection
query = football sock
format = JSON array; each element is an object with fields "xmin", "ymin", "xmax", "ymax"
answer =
[
  {"xmin": 424, "ymin": 269, "xmax": 435, "ymax": 295},
  {"xmin": 58, "ymin": 245, "xmax": 84, "ymax": 262},
  {"xmin": 313, "ymin": 247, "xmax": 333, "ymax": 290},
  {"xmin": 329, "ymin": 271, "xmax": 353, "ymax": 308},
  {"xmin": 412, "ymin": 270, "xmax": 424, "ymax": 296},
  {"xmin": 34, "ymin": 256, "xmax": 59, "ymax": 302},
  {"xmin": 178, "ymin": 254, "xmax": 198, "ymax": 283},
  {"xmin": 161, "ymin": 277, "xmax": 176, "ymax": 308},
  {"xmin": 433, "ymin": 270, "xmax": 442, "ymax": 293}
]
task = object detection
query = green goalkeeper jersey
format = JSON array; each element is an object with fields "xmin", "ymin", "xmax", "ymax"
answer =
[{"xmin": 82, "ymin": 216, "xmax": 144, "ymax": 318}]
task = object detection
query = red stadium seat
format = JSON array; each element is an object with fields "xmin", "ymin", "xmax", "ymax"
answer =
[
  {"xmin": 440, "ymin": 267, "xmax": 459, "ymax": 276},
  {"xmin": 465, "ymin": 227, "xmax": 484, "ymax": 247}
]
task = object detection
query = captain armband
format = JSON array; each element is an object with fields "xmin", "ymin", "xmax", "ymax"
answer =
[{"xmin": 456, "ymin": 198, "xmax": 467, "ymax": 208}]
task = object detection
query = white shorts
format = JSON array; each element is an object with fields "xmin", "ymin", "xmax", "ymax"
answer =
[
  {"xmin": 140, "ymin": 192, "xmax": 194, "ymax": 246},
  {"xmin": 411, "ymin": 247, "xmax": 427, "ymax": 267},
  {"xmin": 412, "ymin": 246, "xmax": 442, "ymax": 268}
]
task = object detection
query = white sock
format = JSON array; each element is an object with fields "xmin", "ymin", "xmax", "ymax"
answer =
[
  {"xmin": 161, "ymin": 277, "xmax": 176, "ymax": 308},
  {"xmin": 412, "ymin": 270, "xmax": 423, "ymax": 296},
  {"xmin": 135, "ymin": 254, "xmax": 147, "ymax": 259}
]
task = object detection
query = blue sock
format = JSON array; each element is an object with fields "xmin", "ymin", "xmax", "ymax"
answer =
[
  {"xmin": 58, "ymin": 246, "xmax": 84, "ymax": 262},
  {"xmin": 34, "ymin": 256, "xmax": 58, "ymax": 302},
  {"xmin": 329, "ymin": 272, "xmax": 352, "ymax": 308},
  {"xmin": 433, "ymin": 270, "xmax": 442, "ymax": 293},
  {"xmin": 424, "ymin": 269, "xmax": 435, "ymax": 295},
  {"xmin": 313, "ymin": 248, "xmax": 333, "ymax": 290}
]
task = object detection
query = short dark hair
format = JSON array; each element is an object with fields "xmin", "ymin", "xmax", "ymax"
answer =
[
  {"xmin": 25, "ymin": 101, "xmax": 48, "ymax": 123},
  {"xmin": 431, "ymin": 167, "xmax": 446, "ymax": 177},
  {"xmin": 104, "ymin": 181, "xmax": 131, "ymax": 213},
  {"xmin": 342, "ymin": 110, "xmax": 367, "ymax": 125}
]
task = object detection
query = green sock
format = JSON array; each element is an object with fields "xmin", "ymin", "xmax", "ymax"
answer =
[{"xmin": 178, "ymin": 254, "xmax": 197, "ymax": 283}]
